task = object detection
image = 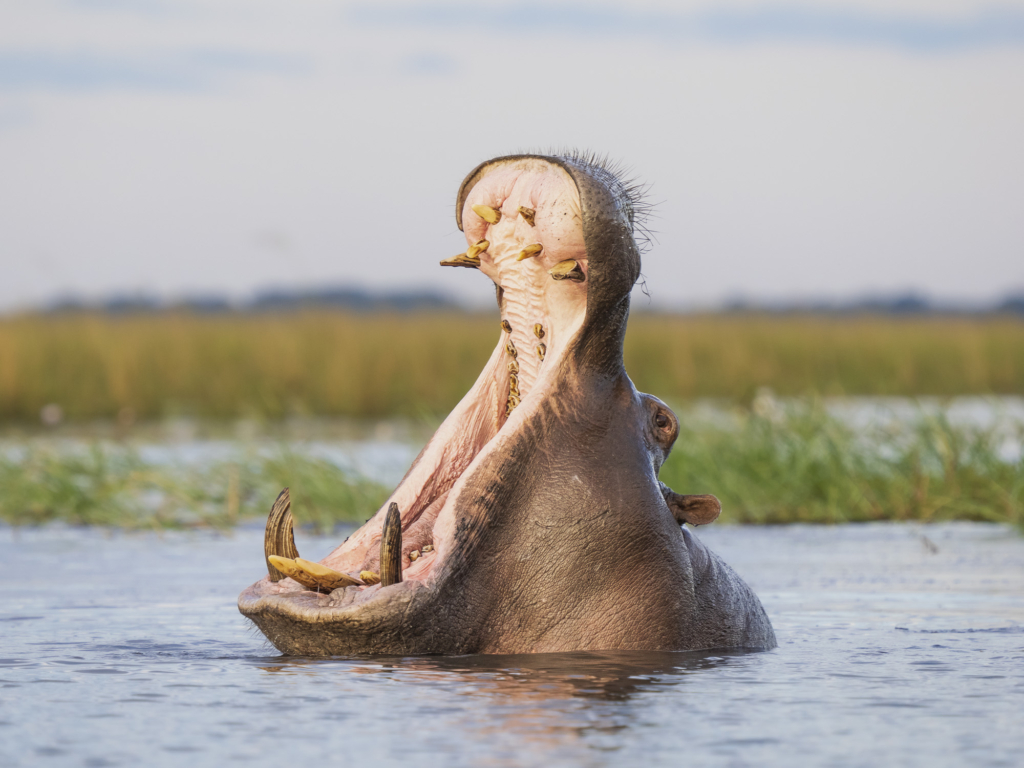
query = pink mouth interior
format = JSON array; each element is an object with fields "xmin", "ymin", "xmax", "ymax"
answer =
[{"xmin": 295, "ymin": 159, "xmax": 591, "ymax": 591}]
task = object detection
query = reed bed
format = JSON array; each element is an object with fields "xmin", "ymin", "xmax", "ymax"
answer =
[
  {"xmin": 0, "ymin": 311, "xmax": 1022, "ymax": 423},
  {"xmin": 1, "ymin": 402, "xmax": 1020, "ymax": 529}
]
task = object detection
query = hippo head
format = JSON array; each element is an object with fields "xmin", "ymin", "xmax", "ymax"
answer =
[{"xmin": 238, "ymin": 153, "xmax": 776, "ymax": 655}]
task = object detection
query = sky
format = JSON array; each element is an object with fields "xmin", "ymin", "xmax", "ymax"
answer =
[{"xmin": 1, "ymin": 0, "xmax": 1022, "ymax": 311}]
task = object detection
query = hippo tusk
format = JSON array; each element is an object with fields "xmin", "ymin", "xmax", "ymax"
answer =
[
  {"xmin": 660, "ymin": 482, "xmax": 722, "ymax": 526},
  {"xmin": 548, "ymin": 259, "xmax": 585, "ymax": 282},
  {"xmin": 379, "ymin": 502, "xmax": 403, "ymax": 587},
  {"xmin": 264, "ymin": 488, "xmax": 299, "ymax": 581},
  {"xmin": 517, "ymin": 206, "xmax": 536, "ymax": 226}
]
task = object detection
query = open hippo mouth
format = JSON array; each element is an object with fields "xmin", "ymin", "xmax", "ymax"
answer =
[{"xmin": 238, "ymin": 153, "xmax": 776, "ymax": 656}]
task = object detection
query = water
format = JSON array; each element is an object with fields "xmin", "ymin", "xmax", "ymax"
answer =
[{"xmin": 2, "ymin": 523, "xmax": 1022, "ymax": 767}]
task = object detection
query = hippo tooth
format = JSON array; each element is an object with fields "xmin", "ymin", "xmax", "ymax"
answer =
[
  {"xmin": 422, "ymin": 544, "xmax": 434, "ymax": 553},
  {"xmin": 506, "ymin": 342, "xmax": 517, "ymax": 358},
  {"xmin": 440, "ymin": 240, "xmax": 489, "ymax": 269},
  {"xmin": 501, "ymin": 319, "xmax": 512, "ymax": 333},
  {"xmin": 516, "ymin": 243, "xmax": 543, "ymax": 261},
  {"xmin": 537, "ymin": 343, "xmax": 546, "ymax": 360},
  {"xmin": 472, "ymin": 204, "xmax": 501, "ymax": 224},
  {"xmin": 439, "ymin": 253, "xmax": 480, "ymax": 269},
  {"xmin": 409, "ymin": 550, "xmax": 420, "ymax": 561},
  {"xmin": 360, "ymin": 570, "xmax": 381, "ymax": 585},
  {"xmin": 264, "ymin": 488, "xmax": 299, "ymax": 582},
  {"xmin": 507, "ymin": 360, "xmax": 519, "ymax": 373},
  {"xmin": 517, "ymin": 206, "xmax": 536, "ymax": 226},
  {"xmin": 267, "ymin": 555, "xmax": 319, "ymax": 591},
  {"xmin": 293, "ymin": 558, "xmax": 363, "ymax": 590},
  {"xmin": 380, "ymin": 502, "xmax": 403, "ymax": 587},
  {"xmin": 467, "ymin": 239, "xmax": 489, "ymax": 259},
  {"xmin": 548, "ymin": 259, "xmax": 585, "ymax": 282},
  {"xmin": 534, "ymin": 324, "xmax": 545, "ymax": 339}
]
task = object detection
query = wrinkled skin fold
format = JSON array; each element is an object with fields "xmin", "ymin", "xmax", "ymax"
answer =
[{"xmin": 239, "ymin": 153, "xmax": 776, "ymax": 655}]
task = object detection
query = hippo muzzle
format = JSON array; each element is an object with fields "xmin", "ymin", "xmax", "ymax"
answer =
[{"xmin": 238, "ymin": 153, "xmax": 776, "ymax": 655}]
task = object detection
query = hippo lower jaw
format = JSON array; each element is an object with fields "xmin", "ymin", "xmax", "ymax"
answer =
[{"xmin": 239, "ymin": 153, "xmax": 777, "ymax": 656}]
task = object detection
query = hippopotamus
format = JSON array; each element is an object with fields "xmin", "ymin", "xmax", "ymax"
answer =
[{"xmin": 238, "ymin": 152, "xmax": 776, "ymax": 655}]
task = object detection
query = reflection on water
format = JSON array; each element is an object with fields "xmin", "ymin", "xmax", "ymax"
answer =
[{"xmin": 1, "ymin": 523, "xmax": 1022, "ymax": 767}]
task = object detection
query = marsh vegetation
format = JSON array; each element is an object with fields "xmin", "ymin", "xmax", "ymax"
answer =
[
  {"xmin": 2, "ymin": 399, "xmax": 1020, "ymax": 530},
  {"xmin": 1, "ymin": 311, "xmax": 1023, "ymax": 422},
  {"xmin": 1, "ymin": 311, "xmax": 1021, "ymax": 530}
]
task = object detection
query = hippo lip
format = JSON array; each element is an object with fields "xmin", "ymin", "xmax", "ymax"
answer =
[{"xmin": 239, "ymin": 155, "xmax": 605, "ymax": 642}]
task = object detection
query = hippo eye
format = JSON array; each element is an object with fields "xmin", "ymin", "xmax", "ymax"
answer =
[{"xmin": 655, "ymin": 413, "xmax": 669, "ymax": 429}]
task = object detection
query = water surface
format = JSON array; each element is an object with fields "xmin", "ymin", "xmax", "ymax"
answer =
[{"xmin": 1, "ymin": 523, "xmax": 1022, "ymax": 767}]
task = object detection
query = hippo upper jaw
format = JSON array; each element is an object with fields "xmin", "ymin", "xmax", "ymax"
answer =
[{"xmin": 238, "ymin": 153, "xmax": 777, "ymax": 656}]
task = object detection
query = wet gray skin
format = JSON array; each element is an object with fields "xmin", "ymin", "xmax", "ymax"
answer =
[{"xmin": 238, "ymin": 153, "xmax": 776, "ymax": 655}]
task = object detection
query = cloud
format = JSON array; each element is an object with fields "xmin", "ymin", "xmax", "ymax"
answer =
[
  {"xmin": 349, "ymin": 3, "xmax": 1024, "ymax": 53},
  {"xmin": 0, "ymin": 49, "xmax": 306, "ymax": 92}
]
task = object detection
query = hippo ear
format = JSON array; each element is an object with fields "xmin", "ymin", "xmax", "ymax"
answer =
[{"xmin": 659, "ymin": 482, "xmax": 722, "ymax": 526}]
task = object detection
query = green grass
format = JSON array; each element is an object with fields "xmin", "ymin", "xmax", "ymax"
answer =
[
  {"xmin": 0, "ymin": 447, "xmax": 389, "ymax": 531},
  {"xmin": 1, "ymin": 401, "xmax": 1021, "ymax": 530},
  {"xmin": 660, "ymin": 400, "xmax": 1024, "ymax": 527},
  {"xmin": 1, "ymin": 311, "xmax": 1023, "ymax": 423}
]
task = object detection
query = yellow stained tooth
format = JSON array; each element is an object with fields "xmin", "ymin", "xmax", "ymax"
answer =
[
  {"xmin": 534, "ymin": 324, "xmax": 545, "ymax": 339},
  {"xmin": 507, "ymin": 360, "xmax": 519, "ymax": 373},
  {"xmin": 501, "ymin": 319, "xmax": 512, "ymax": 333},
  {"xmin": 409, "ymin": 550, "xmax": 420, "ymax": 561},
  {"xmin": 467, "ymin": 239, "xmax": 489, "ymax": 259},
  {"xmin": 440, "ymin": 252, "xmax": 480, "ymax": 268},
  {"xmin": 360, "ymin": 571, "xmax": 381, "ymax": 585},
  {"xmin": 268, "ymin": 555, "xmax": 297, "ymax": 573},
  {"xmin": 516, "ymin": 243, "xmax": 543, "ymax": 261},
  {"xmin": 472, "ymin": 204, "xmax": 502, "ymax": 224},
  {"xmin": 506, "ymin": 393, "xmax": 521, "ymax": 415},
  {"xmin": 293, "ymin": 558, "xmax": 363, "ymax": 589},
  {"xmin": 518, "ymin": 206, "xmax": 536, "ymax": 226},
  {"xmin": 440, "ymin": 240, "xmax": 488, "ymax": 269},
  {"xmin": 548, "ymin": 259, "xmax": 585, "ymax": 282},
  {"xmin": 267, "ymin": 555, "xmax": 319, "ymax": 591},
  {"xmin": 537, "ymin": 343, "xmax": 546, "ymax": 360},
  {"xmin": 422, "ymin": 544, "xmax": 434, "ymax": 553}
]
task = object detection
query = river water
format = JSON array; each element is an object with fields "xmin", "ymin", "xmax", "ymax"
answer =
[{"xmin": 1, "ymin": 521, "xmax": 1022, "ymax": 767}]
